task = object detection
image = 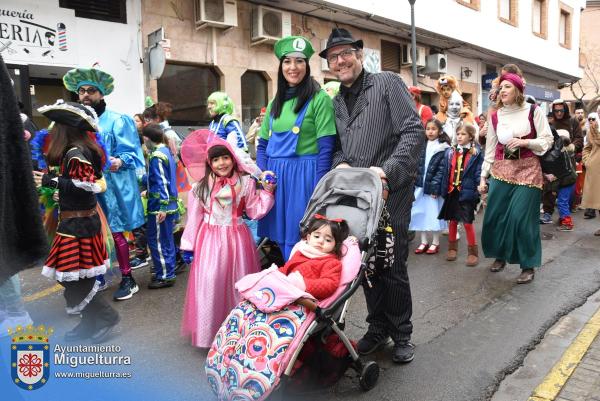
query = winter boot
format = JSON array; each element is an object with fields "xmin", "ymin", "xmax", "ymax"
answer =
[
  {"xmin": 466, "ymin": 244, "xmax": 479, "ymax": 266},
  {"xmin": 446, "ymin": 240, "xmax": 458, "ymax": 261}
]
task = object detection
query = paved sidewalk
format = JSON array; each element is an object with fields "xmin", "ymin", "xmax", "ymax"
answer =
[{"xmin": 555, "ymin": 335, "xmax": 600, "ymax": 401}]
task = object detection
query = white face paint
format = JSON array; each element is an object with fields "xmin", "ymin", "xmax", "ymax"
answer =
[{"xmin": 447, "ymin": 91, "xmax": 463, "ymax": 118}]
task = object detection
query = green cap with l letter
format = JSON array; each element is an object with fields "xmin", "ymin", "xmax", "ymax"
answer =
[{"xmin": 274, "ymin": 36, "xmax": 314, "ymax": 60}]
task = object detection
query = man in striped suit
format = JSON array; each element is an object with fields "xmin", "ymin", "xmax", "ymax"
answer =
[{"xmin": 320, "ymin": 28, "xmax": 425, "ymax": 364}]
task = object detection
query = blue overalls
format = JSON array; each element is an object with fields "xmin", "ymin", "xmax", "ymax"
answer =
[{"xmin": 257, "ymin": 98, "xmax": 316, "ymax": 259}]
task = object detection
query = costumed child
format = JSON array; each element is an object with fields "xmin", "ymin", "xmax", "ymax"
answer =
[
  {"xmin": 205, "ymin": 214, "xmax": 351, "ymax": 401},
  {"xmin": 143, "ymin": 100, "xmax": 191, "ymax": 273},
  {"xmin": 32, "ymin": 101, "xmax": 119, "ymax": 342},
  {"xmin": 279, "ymin": 214, "xmax": 349, "ymax": 301},
  {"xmin": 438, "ymin": 122, "xmax": 483, "ymax": 266},
  {"xmin": 545, "ymin": 129, "xmax": 578, "ymax": 232},
  {"xmin": 141, "ymin": 124, "xmax": 180, "ymax": 288},
  {"xmin": 410, "ymin": 119, "xmax": 451, "ymax": 255},
  {"xmin": 179, "ymin": 130, "xmax": 275, "ymax": 348},
  {"xmin": 207, "ymin": 91, "xmax": 248, "ymax": 152}
]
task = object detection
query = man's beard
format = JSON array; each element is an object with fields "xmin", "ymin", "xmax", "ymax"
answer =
[{"xmin": 81, "ymin": 98, "xmax": 100, "ymax": 107}]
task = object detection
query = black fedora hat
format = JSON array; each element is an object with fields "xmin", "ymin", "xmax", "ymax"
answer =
[{"xmin": 319, "ymin": 28, "xmax": 364, "ymax": 59}]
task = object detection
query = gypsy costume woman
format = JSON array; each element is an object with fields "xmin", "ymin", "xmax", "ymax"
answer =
[{"xmin": 481, "ymin": 73, "xmax": 553, "ymax": 277}]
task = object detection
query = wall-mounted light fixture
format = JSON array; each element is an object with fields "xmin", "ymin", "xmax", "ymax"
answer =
[{"xmin": 461, "ymin": 66, "xmax": 473, "ymax": 80}]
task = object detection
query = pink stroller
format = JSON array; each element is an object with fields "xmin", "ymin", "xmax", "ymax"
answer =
[{"xmin": 205, "ymin": 168, "xmax": 386, "ymax": 400}]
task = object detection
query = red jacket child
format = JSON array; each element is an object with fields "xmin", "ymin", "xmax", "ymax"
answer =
[{"xmin": 279, "ymin": 250, "xmax": 342, "ymax": 300}]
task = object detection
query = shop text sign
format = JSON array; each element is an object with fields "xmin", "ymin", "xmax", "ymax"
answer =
[{"xmin": 0, "ymin": 4, "xmax": 78, "ymax": 65}]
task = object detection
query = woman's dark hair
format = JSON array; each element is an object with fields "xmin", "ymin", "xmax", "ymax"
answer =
[
  {"xmin": 270, "ymin": 57, "xmax": 321, "ymax": 119},
  {"xmin": 194, "ymin": 145, "xmax": 236, "ymax": 201},
  {"xmin": 46, "ymin": 124, "xmax": 104, "ymax": 168},
  {"xmin": 301, "ymin": 216, "xmax": 350, "ymax": 258},
  {"xmin": 425, "ymin": 118, "xmax": 451, "ymax": 145},
  {"xmin": 142, "ymin": 123, "xmax": 167, "ymax": 145},
  {"xmin": 143, "ymin": 102, "xmax": 173, "ymax": 122}
]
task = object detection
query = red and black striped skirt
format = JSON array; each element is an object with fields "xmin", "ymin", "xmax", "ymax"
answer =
[{"xmin": 42, "ymin": 232, "xmax": 108, "ymax": 282}]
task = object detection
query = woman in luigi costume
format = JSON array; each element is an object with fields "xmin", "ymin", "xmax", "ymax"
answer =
[{"xmin": 256, "ymin": 36, "xmax": 337, "ymax": 259}]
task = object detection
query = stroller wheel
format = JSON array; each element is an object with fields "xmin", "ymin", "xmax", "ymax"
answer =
[{"xmin": 358, "ymin": 361, "xmax": 379, "ymax": 391}]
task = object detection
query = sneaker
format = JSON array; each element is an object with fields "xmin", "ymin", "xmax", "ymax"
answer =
[
  {"xmin": 557, "ymin": 216, "xmax": 574, "ymax": 232},
  {"xmin": 174, "ymin": 260, "xmax": 187, "ymax": 275},
  {"xmin": 148, "ymin": 278, "xmax": 175, "ymax": 289},
  {"xmin": 540, "ymin": 213, "xmax": 553, "ymax": 224},
  {"xmin": 392, "ymin": 341, "xmax": 415, "ymax": 364},
  {"xmin": 113, "ymin": 275, "xmax": 139, "ymax": 301},
  {"xmin": 357, "ymin": 333, "xmax": 392, "ymax": 355},
  {"xmin": 130, "ymin": 256, "xmax": 149, "ymax": 270}
]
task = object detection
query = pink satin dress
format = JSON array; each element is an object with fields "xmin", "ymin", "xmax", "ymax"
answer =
[{"xmin": 180, "ymin": 174, "xmax": 274, "ymax": 348}]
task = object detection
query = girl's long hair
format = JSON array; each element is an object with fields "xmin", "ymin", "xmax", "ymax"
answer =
[
  {"xmin": 194, "ymin": 145, "xmax": 237, "ymax": 201},
  {"xmin": 270, "ymin": 57, "xmax": 320, "ymax": 119},
  {"xmin": 425, "ymin": 118, "xmax": 451, "ymax": 145},
  {"xmin": 46, "ymin": 124, "xmax": 104, "ymax": 169}
]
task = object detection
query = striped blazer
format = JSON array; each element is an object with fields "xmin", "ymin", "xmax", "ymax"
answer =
[{"xmin": 332, "ymin": 71, "xmax": 425, "ymax": 227}]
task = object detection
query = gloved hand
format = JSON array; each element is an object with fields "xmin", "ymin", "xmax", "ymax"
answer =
[
  {"xmin": 287, "ymin": 271, "xmax": 306, "ymax": 291},
  {"xmin": 182, "ymin": 250, "xmax": 194, "ymax": 265}
]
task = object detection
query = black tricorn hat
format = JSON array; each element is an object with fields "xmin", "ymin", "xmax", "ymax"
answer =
[
  {"xmin": 319, "ymin": 28, "xmax": 364, "ymax": 59},
  {"xmin": 38, "ymin": 100, "xmax": 99, "ymax": 132}
]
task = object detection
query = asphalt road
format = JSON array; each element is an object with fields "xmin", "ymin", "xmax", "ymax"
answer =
[{"xmin": 10, "ymin": 210, "xmax": 600, "ymax": 401}]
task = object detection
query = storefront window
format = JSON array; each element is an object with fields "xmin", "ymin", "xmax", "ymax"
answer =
[
  {"xmin": 157, "ymin": 63, "xmax": 220, "ymax": 128},
  {"xmin": 241, "ymin": 71, "xmax": 268, "ymax": 131}
]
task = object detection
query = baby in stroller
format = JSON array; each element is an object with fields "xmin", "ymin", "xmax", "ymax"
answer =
[
  {"xmin": 206, "ymin": 168, "xmax": 384, "ymax": 401},
  {"xmin": 205, "ymin": 214, "xmax": 352, "ymax": 400}
]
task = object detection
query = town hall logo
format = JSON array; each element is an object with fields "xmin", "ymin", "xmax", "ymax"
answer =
[{"xmin": 8, "ymin": 324, "xmax": 53, "ymax": 390}]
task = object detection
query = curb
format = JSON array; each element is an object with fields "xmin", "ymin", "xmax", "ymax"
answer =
[{"xmin": 528, "ymin": 305, "xmax": 600, "ymax": 401}]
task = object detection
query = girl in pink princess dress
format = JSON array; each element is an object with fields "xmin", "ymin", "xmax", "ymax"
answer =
[{"xmin": 179, "ymin": 130, "xmax": 275, "ymax": 348}]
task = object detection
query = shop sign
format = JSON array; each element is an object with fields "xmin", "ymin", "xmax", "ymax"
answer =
[{"xmin": 0, "ymin": 3, "xmax": 78, "ymax": 65}]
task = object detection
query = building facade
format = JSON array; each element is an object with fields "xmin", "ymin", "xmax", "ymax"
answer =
[
  {"xmin": 560, "ymin": 0, "xmax": 600, "ymax": 110},
  {"xmin": 2, "ymin": 0, "xmax": 584, "ymax": 130},
  {"xmin": 141, "ymin": 0, "xmax": 584, "ymax": 132},
  {"xmin": 1, "ymin": 0, "xmax": 144, "ymax": 127}
]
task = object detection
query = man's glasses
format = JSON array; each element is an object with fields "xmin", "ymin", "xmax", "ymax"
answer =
[
  {"xmin": 327, "ymin": 48, "xmax": 357, "ymax": 64},
  {"xmin": 78, "ymin": 87, "xmax": 98, "ymax": 95},
  {"xmin": 554, "ymin": 109, "xmax": 565, "ymax": 113},
  {"xmin": 589, "ymin": 117, "xmax": 597, "ymax": 122}
]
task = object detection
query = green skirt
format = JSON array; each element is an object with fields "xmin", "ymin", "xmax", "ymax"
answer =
[{"xmin": 481, "ymin": 178, "xmax": 542, "ymax": 269}]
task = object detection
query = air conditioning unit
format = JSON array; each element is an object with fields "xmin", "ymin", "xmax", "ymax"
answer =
[
  {"xmin": 251, "ymin": 5, "xmax": 292, "ymax": 44},
  {"xmin": 422, "ymin": 53, "xmax": 448, "ymax": 78},
  {"xmin": 321, "ymin": 39, "xmax": 330, "ymax": 71},
  {"xmin": 194, "ymin": 0, "xmax": 238, "ymax": 29},
  {"xmin": 401, "ymin": 44, "xmax": 427, "ymax": 67}
]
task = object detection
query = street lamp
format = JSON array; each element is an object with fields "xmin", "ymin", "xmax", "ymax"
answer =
[{"xmin": 408, "ymin": 0, "xmax": 417, "ymax": 86}]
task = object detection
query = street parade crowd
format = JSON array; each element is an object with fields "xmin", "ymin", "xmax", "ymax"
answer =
[{"xmin": 2, "ymin": 27, "xmax": 600, "ymax": 400}]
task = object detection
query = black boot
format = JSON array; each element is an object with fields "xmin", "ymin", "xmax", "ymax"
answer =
[
  {"xmin": 87, "ymin": 294, "xmax": 120, "ymax": 343},
  {"xmin": 64, "ymin": 316, "xmax": 95, "ymax": 342}
]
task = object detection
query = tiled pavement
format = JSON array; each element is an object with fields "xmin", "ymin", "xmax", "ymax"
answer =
[{"xmin": 555, "ymin": 335, "xmax": 600, "ymax": 401}]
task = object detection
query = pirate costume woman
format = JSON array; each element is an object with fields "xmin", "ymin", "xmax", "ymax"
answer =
[{"xmin": 38, "ymin": 101, "xmax": 119, "ymax": 343}]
